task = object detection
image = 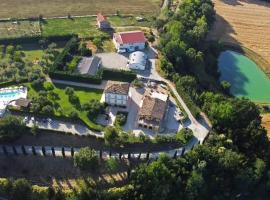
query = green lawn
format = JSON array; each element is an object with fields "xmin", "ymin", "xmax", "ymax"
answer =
[
  {"xmin": 108, "ymin": 15, "xmax": 154, "ymax": 27},
  {"xmin": 41, "ymin": 17, "xmax": 107, "ymax": 38},
  {"xmin": 25, "ymin": 82, "xmax": 104, "ymax": 130},
  {"xmin": 41, "ymin": 16, "xmax": 153, "ymax": 38}
]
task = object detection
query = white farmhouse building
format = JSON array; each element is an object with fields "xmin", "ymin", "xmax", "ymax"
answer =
[
  {"xmin": 104, "ymin": 81, "xmax": 130, "ymax": 107},
  {"xmin": 113, "ymin": 31, "xmax": 146, "ymax": 53},
  {"xmin": 127, "ymin": 51, "xmax": 147, "ymax": 70}
]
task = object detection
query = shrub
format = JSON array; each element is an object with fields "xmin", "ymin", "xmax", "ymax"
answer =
[
  {"xmin": 10, "ymin": 179, "xmax": 32, "ymax": 200},
  {"xmin": 43, "ymin": 82, "xmax": 54, "ymax": 91},
  {"xmin": 31, "ymin": 185, "xmax": 49, "ymax": 200},
  {"xmin": 51, "ymin": 36, "xmax": 79, "ymax": 71},
  {"xmin": 79, "ymin": 42, "xmax": 92, "ymax": 56},
  {"xmin": 92, "ymin": 37, "xmax": 103, "ymax": 49},
  {"xmin": 221, "ymin": 80, "xmax": 231, "ymax": 94},
  {"xmin": 176, "ymin": 128, "xmax": 193, "ymax": 144},
  {"xmin": 68, "ymin": 94, "xmax": 80, "ymax": 105},
  {"xmin": 69, "ymin": 111, "xmax": 79, "ymax": 119},
  {"xmin": 104, "ymin": 126, "xmax": 120, "ymax": 147},
  {"xmin": 114, "ymin": 112, "xmax": 128, "ymax": 126},
  {"xmin": 6, "ymin": 45, "xmax": 15, "ymax": 55},
  {"xmin": 0, "ymin": 115, "xmax": 27, "ymax": 142},
  {"xmin": 74, "ymin": 147, "xmax": 99, "ymax": 171},
  {"xmin": 65, "ymin": 86, "xmax": 74, "ymax": 96},
  {"xmin": 67, "ymin": 56, "xmax": 81, "ymax": 72},
  {"xmin": 83, "ymin": 100, "xmax": 105, "ymax": 117},
  {"xmin": 0, "ymin": 178, "xmax": 12, "ymax": 196},
  {"xmin": 31, "ymin": 78, "xmax": 45, "ymax": 91},
  {"xmin": 41, "ymin": 105, "xmax": 54, "ymax": 114},
  {"xmin": 106, "ymin": 158, "xmax": 120, "ymax": 172}
]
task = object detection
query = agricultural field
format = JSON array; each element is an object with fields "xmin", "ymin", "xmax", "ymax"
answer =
[
  {"xmin": 0, "ymin": 0, "xmax": 161, "ymax": 19},
  {"xmin": 262, "ymin": 114, "xmax": 270, "ymax": 137},
  {"xmin": 0, "ymin": 20, "xmax": 40, "ymax": 39},
  {"xmin": 208, "ymin": 0, "xmax": 270, "ymax": 66}
]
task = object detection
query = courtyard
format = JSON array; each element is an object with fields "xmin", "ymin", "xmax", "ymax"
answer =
[{"xmin": 97, "ymin": 81, "xmax": 185, "ymax": 138}]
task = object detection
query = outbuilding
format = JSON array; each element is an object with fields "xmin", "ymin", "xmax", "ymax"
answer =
[
  {"xmin": 127, "ymin": 51, "xmax": 147, "ymax": 70},
  {"xmin": 113, "ymin": 31, "xmax": 146, "ymax": 53},
  {"xmin": 96, "ymin": 13, "xmax": 111, "ymax": 29}
]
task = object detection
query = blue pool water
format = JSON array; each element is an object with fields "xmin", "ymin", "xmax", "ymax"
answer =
[{"xmin": 0, "ymin": 91, "xmax": 19, "ymax": 98}]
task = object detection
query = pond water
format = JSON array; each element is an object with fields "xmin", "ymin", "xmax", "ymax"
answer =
[{"xmin": 218, "ymin": 50, "xmax": 270, "ymax": 103}]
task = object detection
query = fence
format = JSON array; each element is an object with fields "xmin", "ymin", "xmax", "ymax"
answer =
[{"xmin": 0, "ymin": 144, "xmax": 193, "ymax": 160}]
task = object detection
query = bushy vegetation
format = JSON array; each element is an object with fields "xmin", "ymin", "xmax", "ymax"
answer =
[
  {"xmin": 0, "ymin": 115, "xmax": 27, "ymax": 142},
  {"xmin": 114, "ymin": 112, "xmax": 128, "ymax": 126},
  {"xmin": 0, "ymin": 44, "xmax": 44, "ymax": 83},
  {"xmin": 0, "ymin": 178, "xmax": 64, "ymax": 200},
  {"xmin": 175, "ymin": 128, "xmax": 193, "ymax": 144},
  {"xmin": 74, "ymin": 147, "xmax": 99, "ymax": 171}
]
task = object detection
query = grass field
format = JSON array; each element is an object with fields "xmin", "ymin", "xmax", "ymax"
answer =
[
  {"xmin": 0, "ymin": 20, "xmax": 40, "ymax": 39},
  {"xmin": 207, "ymin": 0, "xmax": 270, "ymax": 68},
  {"xmin": 41, "ymin": 17, "xmax": 104, "ymax": 38},
  {"xmin": 41, "ymin": 16, "xmax": 153, "ymax": 38},
  {"xmin": 26, "ymin": 83, "xmax": 104, "ymax": 130},
  {"xmin": 0, "ymin": 0, "xmax": 161, "ymax": 19}
]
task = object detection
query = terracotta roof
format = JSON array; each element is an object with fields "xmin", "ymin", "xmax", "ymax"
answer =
[
  {"xmin": 97, "ymin": 13, "xmax": 107, "ymax": 22},
  {"xmin": 105, "ymin": 81, "xmax": 130, "ymax": 95},
  {"xmin": 114, "ymin": 31, "xmax": 146, "ymax": 44},
  {"xmin": 139, "ymin": 95, "xmax": 167, "ymax": 122}
]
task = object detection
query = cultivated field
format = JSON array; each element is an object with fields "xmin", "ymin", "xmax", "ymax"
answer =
[
  {"xmin": 262, "ymin": 114, "xmax": 270, "ymax": 137},
  {"xmin": 0, "ymin": 0, "xmax": 161, "ymax": 18},
  {"xmin": 208, "ymin": 0, "xmax": 270, "ymax": 66}
]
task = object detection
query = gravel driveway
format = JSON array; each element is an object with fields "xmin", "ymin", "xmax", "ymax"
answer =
[{"xmin": 96, "ymin": 52, "xmax": 129, "ymax": 70}]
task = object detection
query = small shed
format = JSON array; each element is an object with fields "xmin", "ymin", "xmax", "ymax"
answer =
[
  {"xmin": 96, "ymin": 13, "xmax": 111, "ymax": 29},
  {"xmin": 127, "ymin": 51, "xmax": 147, "ymax": 70}
]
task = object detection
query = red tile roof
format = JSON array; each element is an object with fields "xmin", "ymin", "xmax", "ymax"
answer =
[
  {"xmin": 114, "ymin": 31, "xmax": 146, "ymax": 44},
  {"xmin": 97, "ymin": 13, "xmax": 107, "ymax": 22}
]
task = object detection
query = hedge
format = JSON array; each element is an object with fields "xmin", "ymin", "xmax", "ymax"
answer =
[
  {"xmin": 49, "ymin": 68, "xmax": 136, "ymax": 84},
  {"xmin": 0, "ymin": 78, "xmax": 28, "ymax": 88},
  {"xmin": 102, "ymin": 68, "xmax": 137, "ymax": 82},
  {"xmin": 49, "ymin": 71, "xmax": 102, "ymax": 84},
  {"xmin": 51, "ymin": 36, "xmax": 80, "ymax": 71},
  {"xmin": 0, "ymin": 34, "xmax": 74, "ymax": 45}
]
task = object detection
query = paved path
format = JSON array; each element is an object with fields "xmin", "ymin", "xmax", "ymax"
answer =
[
  {"xmin": 16, "ymin": 114, "xmax": 104, "ymax": 138},
  {"xmin": 52, "ymin": 79, "xmax": 107, "ymax": 90}
]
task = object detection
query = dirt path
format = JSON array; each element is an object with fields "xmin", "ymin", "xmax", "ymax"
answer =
[{"xmin": 208, "ymin": 0, "xmax": 270, "ymax": 65}]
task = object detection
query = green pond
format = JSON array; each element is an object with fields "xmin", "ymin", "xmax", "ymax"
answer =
[{"xmin": 218, "ymin": 50, "xmax": 270, "ymax": 103}]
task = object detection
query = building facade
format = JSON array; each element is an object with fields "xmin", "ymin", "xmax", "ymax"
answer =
[
  {"xmin": 137, "ymin": 85, "xmax": 169, "ymax": 131},
  {"xmin": 113, "ymin": 31, "xmax": 146, "ymax": 53},
  {"xmin": 104, "ymin": 81, "xmax": 130, "ymax": 107}
]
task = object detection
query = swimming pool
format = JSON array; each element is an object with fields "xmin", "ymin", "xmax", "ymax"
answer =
[
  {"xmin": 0, "ymin": 91, "xmax": 20, "ymax": 99},
  {"xmin": 0, "ymin": 87, "xmax": 28, "ymax": 117}
]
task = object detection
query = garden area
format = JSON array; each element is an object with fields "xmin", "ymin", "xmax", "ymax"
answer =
[
  {"xmin": 0, "ymin": 43, "xmax": 44, "ymax": 84},
  {"xmin": 0, "ymin": 20, "xmax": 41, "ymax": 39},
  {"xmin": 24, "ymin": 82, "xmax": 104, "ymax": 130}
]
